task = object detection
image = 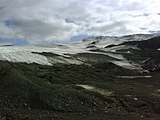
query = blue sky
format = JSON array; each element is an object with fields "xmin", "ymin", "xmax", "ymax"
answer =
[{"xmin": 0, "ymin": 0, "xmax": 160, "ymax": 45}]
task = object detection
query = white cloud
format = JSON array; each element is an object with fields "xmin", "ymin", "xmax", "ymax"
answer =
[{"xmin": 0, "ymin": 0, "xmax": 159, "ymax": 44}]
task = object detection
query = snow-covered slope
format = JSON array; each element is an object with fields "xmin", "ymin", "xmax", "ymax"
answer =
[
  {"xmin": 0, "ymin": 34, "xmax": 154, "ymax": 70},
  {"xmin": 0, "ymin": 45, "xmax": 86, "ymax": 65},
  {"xmin": 69, "ymin": 34, "xmax": 153, "ymax": 49}
]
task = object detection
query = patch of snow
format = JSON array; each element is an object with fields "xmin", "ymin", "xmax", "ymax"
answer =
[
  {"xmin": 157, "ymin": 89, "xmax": 160, "ymax": 92},
  {"xmin": 104, "ymin": 45, "xmax": 140, "ymax": 53},
  {"xmin": 104, "ymin": 52, "xmax": 124, "ymax": 60},
  {"xmin": 0, "ymin": 47, "xmax": 52, "ymax": 65},
  {"xmin": 48, "ymin": 56, "xmax": 82, "ymax": 65},
  {"xmin": 76, "ymin": 85, "xmax": 95, "ymax": 90},
  {"xmin": 76, "ymin": 85, "xmax": 113, "ymax": 96},
  {"xmin": 134, "ymin": 98, "xmax": 138, "ymax": 101},
  {"xmin": 0, "ymin": 46, "xmax": 86, "ymax": 65},
  {"xmin": 117, "ymin": 76, "xmax": 152, "ymax": 79},
  {"xmin": 112, "ymin": 60, "xmax": 140, "ymax": 70}
]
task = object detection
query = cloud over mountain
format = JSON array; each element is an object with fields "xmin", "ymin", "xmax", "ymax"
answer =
[{"xmin": 0, "ymin": 0, "xmax": 159, "ymax": 44}]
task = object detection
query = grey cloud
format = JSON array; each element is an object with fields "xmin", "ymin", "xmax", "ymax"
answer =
[
  {"xmin": 8, "ymin": 19, "xmax": 78, "ymax": 42},
  {"xmin": 0, "ymin": 0, "xmax": 159, "ymax": 44},
  {"xmin": 90, "ymin": 21, "xmax": 138, "ymax": 36}
]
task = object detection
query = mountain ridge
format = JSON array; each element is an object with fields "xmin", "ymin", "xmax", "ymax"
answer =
[{"xmin": 0, "ymin": 34, "xmax": 155, "ymax": 69}]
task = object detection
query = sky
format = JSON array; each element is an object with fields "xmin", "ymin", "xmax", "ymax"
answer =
[{"xmin": 0, "ymin": 0, "xmax": 160, "ymax": 45}]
